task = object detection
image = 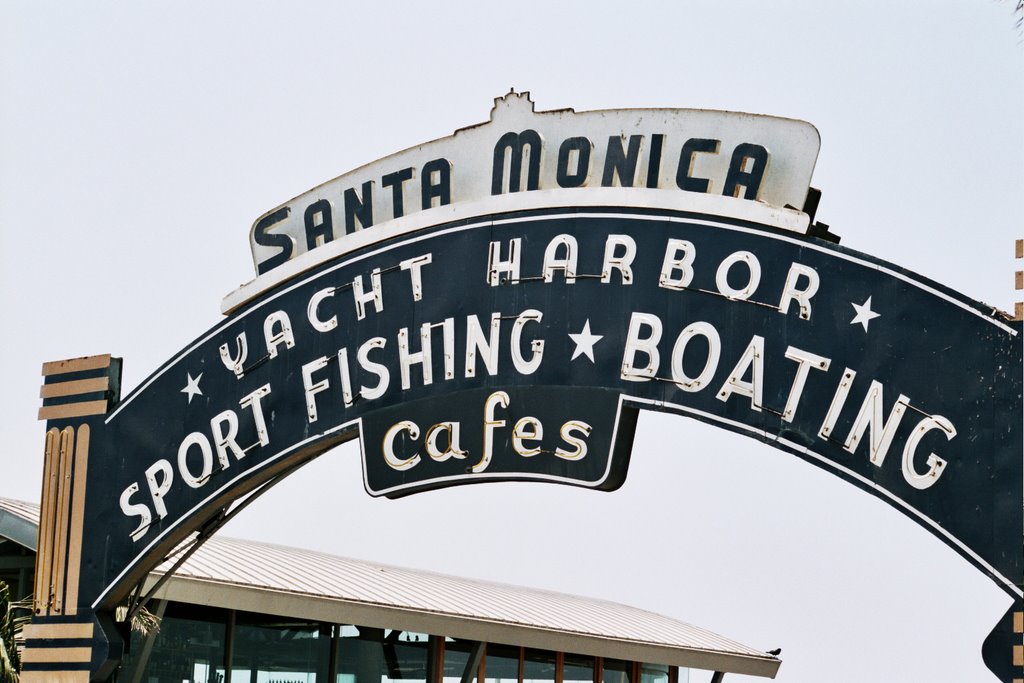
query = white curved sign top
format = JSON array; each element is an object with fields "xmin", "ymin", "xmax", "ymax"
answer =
[{"xmin": 248, "ymin": 91, "xmax": 821, "ymax": 277}]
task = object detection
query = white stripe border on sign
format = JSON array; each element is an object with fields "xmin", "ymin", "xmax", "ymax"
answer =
[{"xmin": 223, "ymin": 188, "xmax": 809, "ymax": 313}]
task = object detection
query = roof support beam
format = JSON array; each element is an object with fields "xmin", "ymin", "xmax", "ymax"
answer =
[{"xmin": 461, "ymin": 641, "xmax": 485, "ymax": 683}]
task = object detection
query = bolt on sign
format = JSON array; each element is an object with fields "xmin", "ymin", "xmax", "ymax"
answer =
[{"xmin": 27, "ymin": 93, "xmax": 1024, "ymax": 682}]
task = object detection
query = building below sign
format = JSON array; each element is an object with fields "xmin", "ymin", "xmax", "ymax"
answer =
[{"xmin": 0, "ymin": 497, "xmax": 784, "ymax": 680}]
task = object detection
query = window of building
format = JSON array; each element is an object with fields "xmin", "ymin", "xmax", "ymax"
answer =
[
  {"xmin": 441, "ymin": 638, "xmax": 479, "ymax": 683},
  {"xmin": 231, "ymin": 614, "xmax": 330, "ymax": 683},
  {"xmin": 111, "ymin": 601, "xmax": 689, "ymax": 683},
  {"xmin": 120, "ymin": 604, "xmax": 227, "ymax": 683},
  {"xmin": 563, "ymin": 654, "xmax": 594, "ymax": 683},
  {"xmin": 522, "ymin": 649, "xmax": 556, "ymax": 683},
  {"xmin": 602, "ymin": 659, "xmax": 631, "ymax": 683},
  {"xmin": 482, "ymin": 644, "xmax": 519, "ymax": 683},
  {"xmin": 639, "ymin": 663, "xmax": 669, "ymax": 683},
  {"xmin": 335, "ymin": 626, "xmax": 431, "ymax": 683}
]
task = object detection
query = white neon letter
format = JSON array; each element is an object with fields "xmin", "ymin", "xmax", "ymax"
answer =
[
  {"xmin": 400, "ymin": 253, "xmax": 433, "ymax": 301},
  {"xmin": 144, "ymin": 460, "xmax": 174, "ymax": 520},
  {"xmin": 902, "ymin": 415, "xmax": 953, "ymax": 490},
  {"xmin": 843, "ymin": 381, "xmax": 910, "ymax": 467},
  {"xmin": 307, "ymin": 287, "xmax": 338, "ymax": 332},
  {"xmin": 542, "ymin": 234, "xmax": 579, "ymax": 283},
  {"xmin": 424, "ymin": 422, "xmax": 468, "ymax": 461},
  {"xmin": 511, "ymin": 309, "xmax": 544, "ymax": 375},
  {"xmin": 715, "ymin": 250, "xmax": 761, "ymax": 300},
  {"xmin": 302, "ymin": 356, "xmax": 331, "ymax": 423},
  {"xmin": 621, "ymin": 312, "xmax": 663, "ymax": 381},
  {"xmin": 239, "ymin": 384, "xmax": 272, "ymax": 447},
  {"xmin": 352, "ymin": 269, "xmax": 384, "ymax": 320},
  {"xmin": 264, "ymin": 311, "xmax": 295, "ymax": 359},
  {"xmin": 670, "ymin": 321, "xmax": 721, "ymax": 392},
  {"xmin": 601, "ymin": 234, "xmax": 636, "ymax": 284},
  {"xmin": 488, "ymin": 239, "xmax": 521, "ymax": 285},
  {"xmin": 778, "ymin": 263, "xmax": 819, "ymax": 320},
  {"xmin": 555, "ymin": 421, "xmax": 592, "ymax": 460},
  {"xmin": 782, "ymin": 347, "xmax": 830, "ymax": 423},
  {"xmin": 120, "ymin": 483, "xmax": 152, "ymax": 542},
  {"xmin": 357, "ymin": 337, "xmax": 390, "ymax": 400},
  {"xmin": 383, "ymin": 421, "xmax": 421, "ymax": 471},
  {"xmin": 465, "ymin": 313, "xmax": 501, "ymax": 378},
  {"xmin": 512, "ymin": 417, "xmax": 544, "ymax": 457},
  {"xmin": 399, "ymin": 323, "xmax": 434, "ymax": 390},
  {"xmin": 219, "ymin": 332, "xmax": 248, "ymax": 378},
  {"xmin": 475, "ymin": 391, "xmax": 510, "ymax": 473},
  {"xmin": 210, "ymin": 410, "xmax": 245, "ymax": 471},
  {"xmin": 658, "ymin": 239, "xmax": 695, "ymax": 290},
  {"xmin": 716, "ymin": 335, "xmax": 765, "ymax": 410},
  {"xmin": 177, "ymin": 433, "xmax": 213, "ymax": 489}
]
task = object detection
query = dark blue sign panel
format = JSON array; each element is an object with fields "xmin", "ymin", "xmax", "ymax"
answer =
[
  {"xmin": 69, "ymin": 206, "xmax": 1020, "ymax": 610},
  {"xmin": 32, "ymin": 205, "xmax": 1023, "ymax": 681}
]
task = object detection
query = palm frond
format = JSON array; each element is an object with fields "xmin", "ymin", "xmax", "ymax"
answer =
[
  {"xmin": 131, "ymin": 605, "xmax": 161, "ymax": 638},
  {"xmin": 115, "ymin": 603, "xmax": 161, "ymax": 637},
  {"xmin": 0, "ymin": 581, "xmax": 19, "ymax": 683},
  {"xmin": 0, "ymin": 641, "xmax": 17, "ymax": 683}
]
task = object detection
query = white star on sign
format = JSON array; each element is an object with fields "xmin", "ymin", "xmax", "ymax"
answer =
[
  {"xmin": 181, "ymin": 372, "xmax": 204, "ymax": 404},
  {"xmin": 850, "ymin": 296, "xmax": 881, "ymax": 332},
  {"xmin": 568, "ymin": 320, "xmax": 603, "ymax": 363}
]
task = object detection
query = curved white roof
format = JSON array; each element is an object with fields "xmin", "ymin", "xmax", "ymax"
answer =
[{"xmin": 0, "ymin": 497, "xmax": 779, "ymax": 677}]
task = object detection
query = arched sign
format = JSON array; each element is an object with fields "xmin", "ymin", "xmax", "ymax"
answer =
[{"xmin": 25, "ymin": 94, "xmax": 1023, "ymax": 683}]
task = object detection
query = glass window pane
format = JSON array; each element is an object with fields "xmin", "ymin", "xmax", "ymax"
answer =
[
  {"xmin": 602, "ymin": 659, "xmax": 631, "ymax": 683},
  {"xmin": 563, "ymin": 654, "xmax": 594, "ymax": 683},
  {"xmin": 640, "ymin": 663, "xmax": 668, "ymax": 683},
  {"xmin": 442, "ymin": 638, "xmax": 479, "ymax": 683},
  {"xmin": 522, "ymin": 649, "xmax": 555, "ymax": 683},
  {"xmin": 337, "ymin": 626, "xmax": 386, "ymax": 683},
  {"xmin": 121, "ymin": 608, "xmax": 227, "ymax": 683},
  {"xmin": 483, "ymin": 644, "xmax": 519, "ymax": 683},
  {"xmin": 231, "ymin": 615, "xmax": 330, "ymax": 683},
  {"xmin": 336, "ymin": 627, "xmax": 430, "ymax": 683},
  {"xmin": 385, "ymin": 631, "xmax": 430, "ymax": 683}
]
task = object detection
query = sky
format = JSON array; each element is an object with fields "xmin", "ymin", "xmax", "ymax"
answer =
[{"xmin": 1, "ymin": 2, "xmax": 1022, "ymax": 682}]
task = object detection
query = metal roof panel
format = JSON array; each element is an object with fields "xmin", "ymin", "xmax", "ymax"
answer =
[{"xmin": 0, "ymin": 497, "xmax": 779, "ymax": 677}]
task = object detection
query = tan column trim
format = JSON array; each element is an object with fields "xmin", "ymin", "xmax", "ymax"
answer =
[
  {"xmin": 20, "ymin": 672, "xmax": 90, "ymax": 683},
  {"xmin": 38, "ymin": 400, "xmax": 109, "ymax": 421},
  {"xmin": 51, "ymin": 427, "xmax": 75, "ymax": 614},
  {"xmin": 21, "ymin": 646, "xmax": 93, "ymax": 663},
  {"xmin": 40, "ymin": 376, "xmax": 110, "ymax": 399},
  {"xmin": 1015, "ymin": 239, "xmax": 1023, "ymax": 321},
  {"xmin": 35, "ymin": 429, "xmax": 57, "ymax": 614},
  {"xmin": 63, "ymin": 424, "xmax": 90, "ymax": 615},
  {"xmin": 42, "ymin": 354, "xmax": 111, "ymax": 376},
  {"xmin": 22, "ymin": 622, "xmax": 94, "ymax": 640}
]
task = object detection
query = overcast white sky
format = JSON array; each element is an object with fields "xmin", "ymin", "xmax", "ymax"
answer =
[{"xmin": 1, "ymin": 2, "xmax": 1022, "ymax": 681}]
